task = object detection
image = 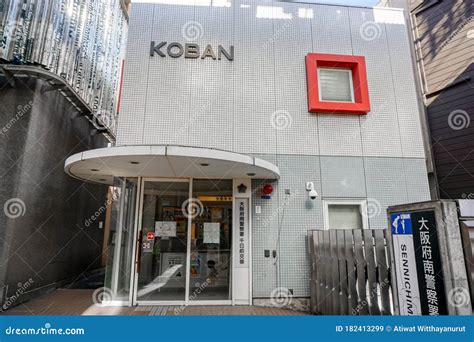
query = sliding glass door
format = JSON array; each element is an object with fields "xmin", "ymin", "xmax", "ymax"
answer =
[
  {"xmin": 104, "ymin": 177, "xmax": 138, "ymax": 305},
  {"xmin": 134, "ymin": 178, "xmax": 233, "ymax": 305},
  {"xmin": 136, "ymin": 180, "xmax": 190, "ymax": 302},
  {"xmin": 188, "ymin": 180, "xmax": 232, "ymax": 302}
]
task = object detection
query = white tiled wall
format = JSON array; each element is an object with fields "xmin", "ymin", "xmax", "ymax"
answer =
[
  {"xmin": 348, "ymin": 7, "xmax": 403, "ymax": 158},
  {"xmin": 116, "ymin": 3, "xmax": 155, "ymax": 145},
  {"xmin": 233, "ymin": 0, "xmax": 276, "ymax": 154},
  {"xmin": 116, "ymin": 1, "xmax": 426, "ymax": 163},
  {"xmin": 189, "ymin": 4, "xmax": 235, "ymax": 150},
  {"xmin": 384, "ymin": 12, "xmax": 425, "ymax": 158},
  {"xmin": 273, "ymin": 2, "xmax": 317, "ymax": 155},
  {"xmin": 143, "ymin": 4, "xmax": 195, "ymax": 146},
  {"xmin": 251, "ymin": 155, "xmax": 430, "ymax": 297},
  {"xmin": 117, "ymin": 1, "xmax": 430, "ymax": 299}
]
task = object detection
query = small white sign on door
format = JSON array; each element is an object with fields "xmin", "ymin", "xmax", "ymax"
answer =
[
  {"xmin": 203, "ymin": 222, "xmax": 220, "ymax": 244},
  {"xmin": 155, "ymin": 221, "xmax": 177, "ymax": 237}
]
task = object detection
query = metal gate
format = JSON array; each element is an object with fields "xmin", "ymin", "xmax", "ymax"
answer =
[{"xmin": 307, "ymin": 229, "xmax": 393, "ymax": 315}]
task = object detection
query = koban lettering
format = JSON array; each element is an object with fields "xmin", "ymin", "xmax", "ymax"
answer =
[{"xmin": 150, "ymin": 41, "xmax": 234, "ymax": 61}]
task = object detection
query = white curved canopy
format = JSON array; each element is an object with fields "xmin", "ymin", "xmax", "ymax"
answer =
[{"xmin": 64, "ymin": 145, "xmax": 280, "ymax": 185}]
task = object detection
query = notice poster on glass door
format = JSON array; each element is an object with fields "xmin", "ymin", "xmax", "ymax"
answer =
[
  {"xmin": 203, "ymin": 222, "xmax": 220, "ymax": 244},
  {"xmin": 155, "ymin": 221, "xmax": 177, "ymax": 237}
]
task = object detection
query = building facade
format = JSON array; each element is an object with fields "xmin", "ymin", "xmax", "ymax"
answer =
[
  {"xmin": 409, "ymin": 0, "xmax": 474, "ymax": 199},
  {"xmin": 0, "ymin": 0, "xmax": 127, "ymax": 308},
  {"xmin": 65, "ymin": 0, "xmax": 431, "ymax": 306}
]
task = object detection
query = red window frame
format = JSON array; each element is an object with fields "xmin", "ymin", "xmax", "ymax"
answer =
[{"xmin": 305, "ymin": 53, "xmax": 370, "ymax": 115}]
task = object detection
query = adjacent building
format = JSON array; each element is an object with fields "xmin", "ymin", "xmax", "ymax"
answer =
[
  {"xmin": 0, "ymin": 0, "xmax": 127, "ymax": 307},
  {"xmin": 409, "ymin": 0, "xmax": 474, "ymax": 199}
]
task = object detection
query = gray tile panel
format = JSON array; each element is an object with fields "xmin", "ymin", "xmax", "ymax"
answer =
[
  {"xmin": 116, "ymin": 3, "xmax": 155, "ymax": 145},
  {"xmin": 251, "ymin": 154, "xmax": 428, "ymax": 297},
  {"xmin": 119, "ymin": 3, "xmax": 425, "ymax": 161},
  {"xmin": 142, "ymin": 4, "xmax": 195, "ymax": 146},
  {"xmin": 320, "ymin": 156, "xmax": 367, "ymax": 198}
]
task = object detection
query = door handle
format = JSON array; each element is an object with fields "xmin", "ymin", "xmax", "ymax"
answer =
[{"xmin": 136, "ymin": 231, "xmax": 143, "ymax": 274}]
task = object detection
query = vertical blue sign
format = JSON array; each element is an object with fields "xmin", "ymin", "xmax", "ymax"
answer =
[{"xmin": 390, "ymin": 212, "xmax": 422, "ymax": 315}]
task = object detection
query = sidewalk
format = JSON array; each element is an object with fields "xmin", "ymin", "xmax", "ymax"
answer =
[{"xmin": 1, "ymin": 289, "xmax": 307, "ymax": 316}]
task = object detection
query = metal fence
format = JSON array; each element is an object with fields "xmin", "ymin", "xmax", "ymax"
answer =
[{"xmin": 308, "ymin": 229, "xmax": 393, "ymax": 315}]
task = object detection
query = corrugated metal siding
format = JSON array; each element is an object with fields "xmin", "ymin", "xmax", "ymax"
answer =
[
  {"xmin": 410, "ymin": 0, "xmax": 474, "ymax": 199},
  {"xmin": 427, "ymin": 81, "xmax": 474, "ymax": 198},
  {"xmin": 0, "ymin": 0, "xmax": 128, "ymax": 133},
  {"xmin": 412, "ymin": 0, "xmax": 474, "ymax": 92}
]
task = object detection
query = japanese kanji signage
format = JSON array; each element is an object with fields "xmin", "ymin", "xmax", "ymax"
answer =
[
  {"xmin": 234, "ymin": 198, "xmax": 249, "ymax": 268},
  {"xmin": 391, "ymin": 211, "xmax": 447, "ymax": 315},
  {"xmin": 390, "ymin": 212, "xmax": 421, "ymax": 315},
  {"xmin": 411, "ymin": 211, "xmax": 447, "ymax": 315}
]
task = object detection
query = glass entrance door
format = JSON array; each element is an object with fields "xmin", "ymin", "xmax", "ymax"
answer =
[
  {"xmin": 135, "ymin": 178, "xmax": 233, "ymax": 304},
  {"xmin": 136, "ymin": 180, "xmax": 189, "ymax": 302},
  {"xmin": 188, "ymin": 180, "xmax": 232, "ymax": 302}
]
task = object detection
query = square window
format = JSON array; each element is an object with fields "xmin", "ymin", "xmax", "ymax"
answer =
[
  {"xmin": 317, "ymin": 68, "xmax": 355, "ymax": 103},
  {"xmin": 306, "ymin": 53, "xmax": 370, "ymax": 114},
  {"xmin": 323, "ymin": 200, "xmax": 369, "ymax": 230}
]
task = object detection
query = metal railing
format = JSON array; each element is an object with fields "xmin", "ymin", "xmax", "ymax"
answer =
[{"xmin": 308, "ymin": 229, "xmax": 393, "ymax": 315}]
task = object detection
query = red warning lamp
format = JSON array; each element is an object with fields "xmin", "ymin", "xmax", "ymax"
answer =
[{"xmin": 262, "ymin": 184, "xmax": 273, "ymax": 195}]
